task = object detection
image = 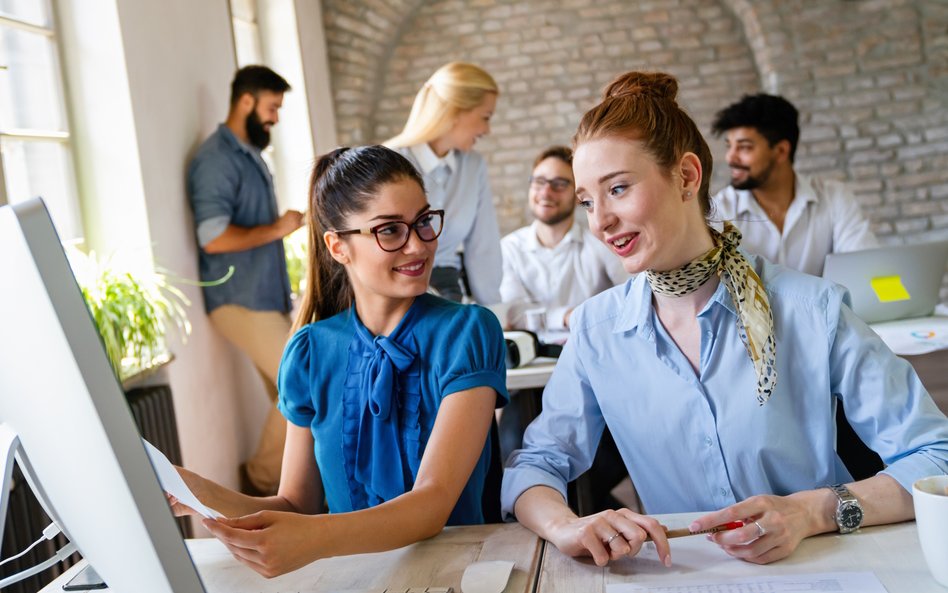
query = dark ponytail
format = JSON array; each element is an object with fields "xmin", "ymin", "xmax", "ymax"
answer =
[{"xmin": 291, "ymin": 145, "xmax": 425, "ymax": 333}]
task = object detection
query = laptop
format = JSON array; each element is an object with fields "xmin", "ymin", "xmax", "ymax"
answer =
[{"xmin": 823, "ymin": 240, "xmax": 948, "ymax": 324}]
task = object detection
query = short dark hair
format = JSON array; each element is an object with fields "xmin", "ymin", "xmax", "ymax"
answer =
[
  {"xmin": 711, "ymin": 94, "xmax": 800, "ymax": 162},
  {"xmin": 230, "ymin": 65, "xmax": 291, "ymax": 106},
  {"xmin": 532, "ymin": 145, "xmax": 572, "ymax": 169}
]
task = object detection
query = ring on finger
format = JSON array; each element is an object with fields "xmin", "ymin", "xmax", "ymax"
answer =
[
  {"xmin": 606, "ymin": 531, "xmax": 621, "ymax": 545},
  {"xmin": 753, "ymin": 520, "xmax": 766, "ymax": 538}
]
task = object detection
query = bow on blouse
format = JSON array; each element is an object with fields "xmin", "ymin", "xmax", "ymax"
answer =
[{"xmin": 354, "ymin": 333, "xmax": 416, "ymax": 502}]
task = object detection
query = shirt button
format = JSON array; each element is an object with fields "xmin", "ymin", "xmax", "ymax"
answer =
[
  {"xmin": 705, "ymin": 330, "xmax": 713, "ymax": 339},
  {"xmin": 705, "ymin": 436, "xmax": 713, "ymax": 447},
  {"xmin": 719, "ymin": 488, "xmax": 728, "ymax": 497}
]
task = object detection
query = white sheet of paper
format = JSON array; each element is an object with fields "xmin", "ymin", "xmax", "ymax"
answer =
[
  {"xmin": 606, "ymin": 571, "xmax": 887, "ymax": 593},
  {"xmin": 142, "ymin": 438, "xmax": 223, "ymax": 519},
  {"xmin": 869, "ymin": 315, "xmax": 948, "ymax": 355}
]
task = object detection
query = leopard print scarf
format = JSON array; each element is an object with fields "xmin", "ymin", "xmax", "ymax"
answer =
[{"xmin": 645, "ymin": 221, "xmax": 777, "ymax": 404}]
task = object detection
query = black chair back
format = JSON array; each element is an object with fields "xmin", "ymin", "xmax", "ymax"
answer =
[
  {"xmin": 481, "ymin": 420, "xmax": 504, "ymax": 523},
  {"xmin": 836, "ymin": 404, "xmax": 884, "ymax": 480}
]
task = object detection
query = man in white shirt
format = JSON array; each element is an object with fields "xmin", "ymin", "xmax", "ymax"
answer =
[
  {"xmin": 712, "ymin": 94, "xmax": 878, "ymax": 277},
  {"xmin": 500, "ymin": 146, "xmax": 628, "ymax": 330}
]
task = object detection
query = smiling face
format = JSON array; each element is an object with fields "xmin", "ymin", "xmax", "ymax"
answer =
[
  {"xmin": 529, "ymin": 156, "xmax": 576, "ymax": 226},
  {"xmin": 573, "ymin": 137, "xmax": 706, "ymax": 273},
  {"xmin": 325, "ymin": 177, "xmax": 436, "ymax": 307},
  {"xmin": 440, "ymin": 92, "xmax": 496, "ymax": 152},
  {"xmin": 724, "ymin": 126, "xmax": 782, "ymax": 190},
  {"xmin": 244, "ymin": 90, "xmax": 283, "ymax": 149}
]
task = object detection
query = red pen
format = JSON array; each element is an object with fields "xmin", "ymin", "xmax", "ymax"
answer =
[{"xmin": 645, "ymin": 520, "xmax": 745, "ymax": 541}]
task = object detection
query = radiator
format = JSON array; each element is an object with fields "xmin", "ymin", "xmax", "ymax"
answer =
[{"xmin": 0, "ymin": 383, "xmax": 190, "ymax": 593}]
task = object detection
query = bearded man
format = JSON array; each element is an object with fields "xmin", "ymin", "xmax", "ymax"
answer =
[
  {"xmin": 712, "ymin": 94, "xmax": 877, "ymax": 277},
  {"xmin": 187, "ymin": 65, "xmax": 302, "ymax": 496}
]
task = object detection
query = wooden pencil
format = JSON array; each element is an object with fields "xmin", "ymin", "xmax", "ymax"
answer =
[{"xmin": 644, "ymin": 520, "xmax": 745, "ymax": 541}]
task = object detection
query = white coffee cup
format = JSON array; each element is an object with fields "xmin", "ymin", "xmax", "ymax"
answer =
[{"xmin": 913, "ymin": 474, "xmax": 948, "ymax": 587}]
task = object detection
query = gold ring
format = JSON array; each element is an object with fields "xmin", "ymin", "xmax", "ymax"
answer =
[{"xmin": 606, "ymin": 531, "xmax": 621, "ymax": 544}]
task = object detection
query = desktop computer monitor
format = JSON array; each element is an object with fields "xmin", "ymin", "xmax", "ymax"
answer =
[{"xmin": 0, "ymin": 199, "xmax": 205, "ymax": 592}]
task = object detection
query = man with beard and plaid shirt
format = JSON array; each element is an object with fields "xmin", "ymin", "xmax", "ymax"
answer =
[{"xmin": 187, "ymin": 65, "xmax": 302, "ymax": 496}]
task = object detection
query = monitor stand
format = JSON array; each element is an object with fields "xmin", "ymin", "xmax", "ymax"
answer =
[{"xmin": 0, "ymin": 423, "xmax": 88, "ymax": 589}]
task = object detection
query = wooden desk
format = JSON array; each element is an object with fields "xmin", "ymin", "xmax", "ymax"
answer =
[
  {"xmin": 40, "ymin": 523, "xmax": 542, "ymax": 593},
  {"xmin": 536, "ymin": 513, "xmax": 943, "ymax": 593}
]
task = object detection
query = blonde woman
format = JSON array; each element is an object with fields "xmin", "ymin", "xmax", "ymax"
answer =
[{"xmin": 386, "ymin": 62, "xmax": 502, "ymax": 304}]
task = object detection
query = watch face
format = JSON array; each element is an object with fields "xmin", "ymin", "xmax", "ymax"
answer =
[{"xmin": 838, "ymin": 502, "xmax": 863, "ymax": 530}]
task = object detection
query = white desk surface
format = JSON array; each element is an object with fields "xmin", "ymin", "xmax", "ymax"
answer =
[
  {"xmin": 506, "ymin": 357, "xmax": 556, "ymax": 390},
  {"xmin": 40, "ymin": 523, "xmax": 541, "ymax": 593},
  {"xmin": 537, "ymin": 512, "xmax": 944, "ymax": 593}
]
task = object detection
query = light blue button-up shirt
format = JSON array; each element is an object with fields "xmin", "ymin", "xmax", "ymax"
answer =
[
  {"xmin": 501, "ymin": 255, "xmax": 948, "ymax": 518},
  {"xmin": 397, "ymin": 144, "xmax": 502, "ymax": 304}
]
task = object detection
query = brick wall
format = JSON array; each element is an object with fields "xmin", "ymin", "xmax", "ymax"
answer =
[{"xmin": 322, "ymin": 0, "xmax": 948, "ymax": 295}]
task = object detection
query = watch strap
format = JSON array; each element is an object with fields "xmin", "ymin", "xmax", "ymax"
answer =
[{"xmin": 830, "ymin": 483, "xmax": 856, "ymax": 503}]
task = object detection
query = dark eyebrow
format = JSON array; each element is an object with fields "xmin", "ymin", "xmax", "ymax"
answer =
[{"xmin": 367, "ymin": 204, "xmax": 432, "ymax": 223}]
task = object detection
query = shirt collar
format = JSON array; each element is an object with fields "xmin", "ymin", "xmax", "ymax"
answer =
[
  {"xmin": 733, "ymin": 172, "xmax": 818, "ymax": 215},
  {"xmin": 612, "ymin": 275, "xmax": 653, "ymax": 334},
  {"xmin": 526, "ymin": 218, "xmax": 584, "ymax": 251},
  {"xmin": 791, "ymin": 173, "xmax": 819, "ymax": 206},
  {"xmin": 409, "ymin": 143, "xmax": 457, "ymax": 175},
  {"xmin": 611, "ymin": 272, "xmax": 737, "ymax": 335},
  {"xmin": 218, "ymin": 123, "xmax": 258, "ymax": 156}
]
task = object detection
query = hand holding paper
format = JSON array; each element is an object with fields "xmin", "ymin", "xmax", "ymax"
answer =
[{"xmin": 142, "ymin": 438, "xmax": 223, "ymax": 519}]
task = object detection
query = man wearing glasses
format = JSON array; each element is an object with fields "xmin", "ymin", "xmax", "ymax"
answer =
[{"xmin": 500, "ymin": 146, "xmax": 628, "ymax": 331}]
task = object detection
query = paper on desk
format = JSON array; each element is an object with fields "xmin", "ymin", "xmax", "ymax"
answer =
[
  {"xmin": 142, "ymin": 438, "xmax": 223, "ymax": 519},
  {"xmin": 607, "ymin": 571, "xmax": 887, "ymax": 593},
  {"xmin": 869, "ymin": 316, "xmax": 948, "ymax": 355}
]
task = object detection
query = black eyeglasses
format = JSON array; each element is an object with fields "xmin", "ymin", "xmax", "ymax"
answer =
[
  {"xmin": 333, "ymin": 210, "xmax": 444, "ymax": 252},
  {"xmin": 529, "ymin": 176, "xmax": 572, "ymax": 192}
]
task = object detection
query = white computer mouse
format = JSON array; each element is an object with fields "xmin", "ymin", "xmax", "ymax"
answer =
[{"xmin": 460, "ymin": 560, "xmax": 515, "ymax": 593}]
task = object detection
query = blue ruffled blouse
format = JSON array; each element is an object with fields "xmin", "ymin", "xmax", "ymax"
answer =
[{"xmin": 277, "ymin": 294, "xmax": 508, "ymax": 525}]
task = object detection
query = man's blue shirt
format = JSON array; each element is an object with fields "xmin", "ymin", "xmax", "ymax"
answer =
[{"xmin": 187, "ymin": 124, "xmax": 291, "ymax": 314}]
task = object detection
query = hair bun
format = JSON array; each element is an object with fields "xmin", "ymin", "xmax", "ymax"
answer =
[{"xmin": 603, "ymin": 71, "xmax": 679, "ymax": 102}]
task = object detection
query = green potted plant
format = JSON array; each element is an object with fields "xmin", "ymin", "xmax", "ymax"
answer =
[
  {"xmin": 284, "ymin": 227, "xmax": 308, "ymax": 299},
  {"xmin": 64, "ymin": 245, "xmax": 192, "ymax": 383}
]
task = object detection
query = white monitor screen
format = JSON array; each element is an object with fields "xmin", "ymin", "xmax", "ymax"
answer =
[{"xmin": 0, "ymin": 199, "xmax": 205, "ymax": 592}]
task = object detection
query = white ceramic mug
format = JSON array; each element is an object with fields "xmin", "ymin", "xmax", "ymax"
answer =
[{"xmin": 913, "ymin": 474, "xmax": 948, "ymax": 587}]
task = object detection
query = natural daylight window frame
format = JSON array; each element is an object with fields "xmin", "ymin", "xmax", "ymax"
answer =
[{"xmin": 0, "ymin": 5, "xmax": 81, "ymax": 239}]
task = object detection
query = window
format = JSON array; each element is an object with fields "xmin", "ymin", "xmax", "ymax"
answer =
[
  {"xmin": 0, "ymin": 0, "xmax": 81, "ymax": 239},
  {"xmin": 230, "ymin": 0, "xmax": 263, "ymax": 67}
]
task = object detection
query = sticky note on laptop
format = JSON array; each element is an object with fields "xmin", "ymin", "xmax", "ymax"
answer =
[{"xmin": 870, "ymin": 275, "xmax": 911, "ymax": 303}]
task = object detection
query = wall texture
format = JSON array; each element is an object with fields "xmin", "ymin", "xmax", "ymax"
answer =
[
  {"xmin": 322, "ymin": 0, "xmax": 948, "ymax": 295},
  {"xmin": 113, "ymin": 0, "xmax": 272, "ymax": 522}
]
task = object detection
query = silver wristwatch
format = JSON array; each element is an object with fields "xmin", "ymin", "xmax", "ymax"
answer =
[{"xmin": 828, "ymin": 483, "xmax": 864, "ymax": 534}]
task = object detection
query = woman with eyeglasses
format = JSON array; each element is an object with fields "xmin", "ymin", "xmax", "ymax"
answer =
[
  {"xmin": 172, "ymin": 146, "xmax": 508, "ymax": 577},
  {"xmin": 386, "ymin": 62, "xmax": 503, "ymax": 304}
]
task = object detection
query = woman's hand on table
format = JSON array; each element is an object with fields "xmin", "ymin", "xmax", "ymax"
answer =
[
  {"xmin": 547, "ymin": 508, "xmax": 672, "ymax": 568},
  {"xmin": 691, "ymin": 492, "xmax": 829, "ymax": 564}
]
